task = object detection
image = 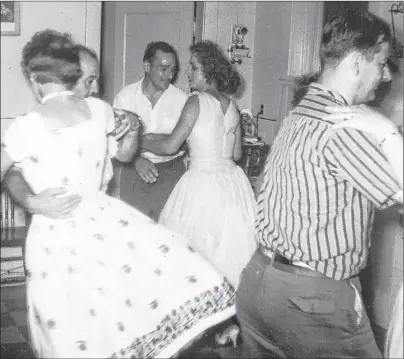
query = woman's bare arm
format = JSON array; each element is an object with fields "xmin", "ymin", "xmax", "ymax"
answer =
[{"xmin": 142, "ymin": 95, "xmax": 199, "ymax": 155}]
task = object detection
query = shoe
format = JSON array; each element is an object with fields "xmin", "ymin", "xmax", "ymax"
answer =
[{"xmin": 214, "ymin": 324, "xmax": 240, "ymax": 347}]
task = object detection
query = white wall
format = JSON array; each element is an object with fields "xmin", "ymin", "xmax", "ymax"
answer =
[
  {"xmin": 202, "ymin": 1, "xmax": 256, "ymax": 112},
  {"xmin": 1, "ymin": 1, "xmax": 101, "ymax": 226},
  {"xmin": 369, "ymin": 1, "xmax": 403, "ymax": 42},
  {"xmin": 251, "ymin": 1, "xmax": 292, "ymax": 143},
  {"xmin": 1, "ymin": 2, "xmax": 94, "ymax": 119},
  {"xmin": 202, "ymin": 1, "xmax": 323, "ymax": 145},
  {"xmin": 371, "ymin": 209, "xmax": 403, "ymax": 329}
]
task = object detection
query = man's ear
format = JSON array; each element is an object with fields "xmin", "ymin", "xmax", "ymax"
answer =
[
  {"xmin": 143, "ymin": 61, "xmax": 150, "ymax": 73},
  {"xmin": 348, "ymin": 51, "xmax": 364, "ymax": 77},
  {"xmin": 29, "ymin": 73, "xmax": 37, "ymax": 83}
]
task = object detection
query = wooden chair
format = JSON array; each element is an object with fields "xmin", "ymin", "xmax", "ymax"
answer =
[{"xmin": 0, "ymin": 190, "xmax": 28, "ymax": 284}]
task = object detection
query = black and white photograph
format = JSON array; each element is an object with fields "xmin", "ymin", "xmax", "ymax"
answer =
[
  {"xmin": 1, "ymin": 1, "xmax": 20, "ymax": 35},
  {"xmin": 0, "ymin": 1, "xmax": 403, "ymax": 359}
]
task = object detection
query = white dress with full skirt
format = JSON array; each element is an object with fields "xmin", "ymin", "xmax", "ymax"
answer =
[
  {"xmin": 159, "ymin": 92, "xmax": 257, "ymax": 287},
  {"xmin": 1, "ymin": 97, "xmax": 236, "ymax": 358}
]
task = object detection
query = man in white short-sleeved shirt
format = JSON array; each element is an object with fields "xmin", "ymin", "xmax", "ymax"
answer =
[{"xmin": 113, "ymin": 41, "xmax": 188, "ymax": 221}]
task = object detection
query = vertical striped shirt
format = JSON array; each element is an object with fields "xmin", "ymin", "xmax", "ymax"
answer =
[{"xmin": 256, "ymin": 83, "xmax": 401, "ymax": 280}]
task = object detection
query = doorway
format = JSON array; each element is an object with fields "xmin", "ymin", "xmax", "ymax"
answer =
[{"xmin": 100, "ymin": 1, "xmax": 204, "ymax": 104}]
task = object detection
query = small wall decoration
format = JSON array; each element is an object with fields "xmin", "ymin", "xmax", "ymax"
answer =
[
  {"xmin": 389, "ymin": 2, "xmax": 403, "ymax": 58},
  {"xmin": 227, "ymin": 25, "xmax": 251, "ymax": 65},
  {"xmin": 1, "ymin": 1, "xmax": 20, "ymax": 36},
  {"xmin": 240, "ymin": 109, "xmax": 257, "ymax": 138}
]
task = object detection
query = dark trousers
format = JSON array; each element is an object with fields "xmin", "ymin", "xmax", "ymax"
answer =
[
  {"xmin": 235, "ymin": 249, "xmax": 382, "ymax": 358},
  {"xmin": 109, "ymin": 156, "xmax": 186, "ymax": 222}
]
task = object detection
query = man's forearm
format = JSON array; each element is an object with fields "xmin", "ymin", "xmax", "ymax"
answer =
[
  {"xmin": 4, "ymin": 168, "xmax": 34, "ymax": 210},
  {"xmin": 115, "ymin": 130, "xmax": 139, "ymax": 163},
  {"xmin": 381, "ymin": 134, "xmax": 403, "ymax": 204},
  {"xmin": 142, "ymin": 134, "xmax": 174, "ymax": 155},
  {"xmin": 381, "ymin": 134, "xmax": 403, "ymax": 187}
]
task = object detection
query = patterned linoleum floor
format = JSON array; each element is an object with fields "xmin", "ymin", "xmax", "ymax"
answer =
[{"xmin": 1, "ymin": 284, "xmax": 36, "ymax": 359}]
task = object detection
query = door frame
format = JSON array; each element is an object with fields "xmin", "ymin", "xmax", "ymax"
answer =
[
  {"xmin": 84, "ymin": 1, "xmax": 102, "ymax": 59},
  {"xmin": 100, "ymin": 2, "xmax": 203, "ymax": 103}
]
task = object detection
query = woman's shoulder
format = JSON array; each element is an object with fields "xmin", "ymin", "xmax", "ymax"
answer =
[
  {"xmin": 2, "ymin": 111, "xmax": 45, "ymax": 150},
  {"xmin": 191, "ymin": 91, "xmax": 214, "ymax": 106},
  {"xmin": 228, "ymin": 98, "xmax": 238, "ymax": 111},
  {"xmin": 85, "ymin": 96, "xmax": 114, "ymax": 117},
  {"xmin": 85, "ymin": 96, "xmax": 112, "ymax": 109}
]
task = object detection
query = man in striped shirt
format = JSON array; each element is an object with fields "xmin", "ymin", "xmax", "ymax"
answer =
[{"xmin": 236, "ymin": 9, "xmax": 402, "ymax": 358}]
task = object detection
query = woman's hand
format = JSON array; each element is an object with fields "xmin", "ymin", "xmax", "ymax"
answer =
[
  {"xmin": 325, "ymin": 105, "xmax": 398, "ymax": 143},
  {"xmin": 111, "ymin": 109, "xmax": 141, "ymax": 141}
]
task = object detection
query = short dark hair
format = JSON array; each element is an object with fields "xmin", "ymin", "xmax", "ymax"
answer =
[
  {"xmin": 320, "ymin": 8, "xmax": 391, "ymax": 68},
  {"xmin": 291, "ymin": 9, "xmax": 392, "ymax": 106},
  {"xmin": 75, "ymin": 44, "xmax": 98, "ymax": 61},
  {"xmin": 143, "ymin": 41, "xmax": 177, "ymax": 64},
  {"xmin": 189, "ymin": 40, "xmax": 241, "ymax": 95},
  {"xmin": 21, "ymin": 29, "xmax": 82, "ymax": 90}
]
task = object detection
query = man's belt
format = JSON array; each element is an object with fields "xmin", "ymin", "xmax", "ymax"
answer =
[{"xmin": 259, "ymin": 247, "xmax": 328, "ymax": 279}]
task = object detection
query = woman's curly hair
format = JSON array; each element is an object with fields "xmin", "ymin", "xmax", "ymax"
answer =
[
  {"xmin": 21, "ymin": 29, "xmax": 82, "ymax": 90},
  {"xmin": 190, "ymin": 40, "xmax": 241, "ymax": 95}
]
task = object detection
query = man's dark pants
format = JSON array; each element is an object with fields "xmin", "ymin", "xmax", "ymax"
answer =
[
  {"xmin": 236, "ymin": 249, "xmax": 382, "ymax": 358},
  {"xmin": 108, "ymin": 156, "xmax": 186, "ymax": 222}
]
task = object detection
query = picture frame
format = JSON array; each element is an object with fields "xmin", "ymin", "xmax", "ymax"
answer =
[{"xmin": 1, "ymin": 1, "xmax": 20, "ymax": 36}]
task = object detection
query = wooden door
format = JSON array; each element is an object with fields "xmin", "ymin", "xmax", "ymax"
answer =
[{"xmin": 101, "ymin": 1, "xmax": 196, "ymax": 103}]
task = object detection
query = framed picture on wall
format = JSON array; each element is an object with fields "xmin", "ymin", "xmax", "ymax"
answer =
[{"xmin": 1, "ymin": 1, "xmax": 20, "ymax": 36}]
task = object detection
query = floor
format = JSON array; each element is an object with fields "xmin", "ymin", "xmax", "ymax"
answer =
[
  {"xmin": 0, "ymin": 283, "xmax": 235, "ymax": 359},
  {"xmin": 1, "ymin": 284, "xmax": 35, "ymax": 359},
  {"xmin": 0, "ymin": 282, "xmax": 386, "ymax": 358}
]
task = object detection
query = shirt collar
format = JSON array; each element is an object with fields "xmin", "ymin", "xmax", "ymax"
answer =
[
  {"xmin": 307, "ymin": 82, "xmax": 348, "ymax": 105},
  {"xmin": 139, "ymin": 77, "xmax": 173, "ymax": 105}
]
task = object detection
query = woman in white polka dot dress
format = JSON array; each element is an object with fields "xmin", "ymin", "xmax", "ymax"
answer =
[{"xmin": 0, "ymin": 30, "xmax": 235, "ymax": 359}]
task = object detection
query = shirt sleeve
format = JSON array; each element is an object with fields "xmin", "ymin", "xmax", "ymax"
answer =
[
  {"xmin": 105, "ymin": 103, "xmax": 118, "ymax": 159},
  {"xmin": 86, "ymin": 96, "xmax": 118, "ymax": 159},
  {"xmin": 176, "ymin": 92, "xmax": 190, "ymax": 117},
  {"xmin": 324, "ymin": 127, "xmax": 401, "ymax": 209},
  {"xmin": 113, "ymin": 89, "xmax": 128, "ymax": 111},
  {"xmin": 1, "ymin": 114, "xmax": 43, "ymax": 163}
]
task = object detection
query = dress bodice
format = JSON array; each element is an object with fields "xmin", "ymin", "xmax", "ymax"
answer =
[
  {"xmin": 2, "ymin": 97, "xmax": 116, "ymax": 196},
  {"xmin": 187, "ymin": 92, "xmax": 239, "ymax": 164}
]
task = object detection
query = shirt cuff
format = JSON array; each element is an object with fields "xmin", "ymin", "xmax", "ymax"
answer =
[{"xmin": 379, "ymin": 189, "xmax": 404, "ymax": 209}]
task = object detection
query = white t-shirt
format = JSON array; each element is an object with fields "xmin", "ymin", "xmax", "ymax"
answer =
[{"xmin": 113, "ymin": 79, "xmax": 188, "ymax": 163}]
